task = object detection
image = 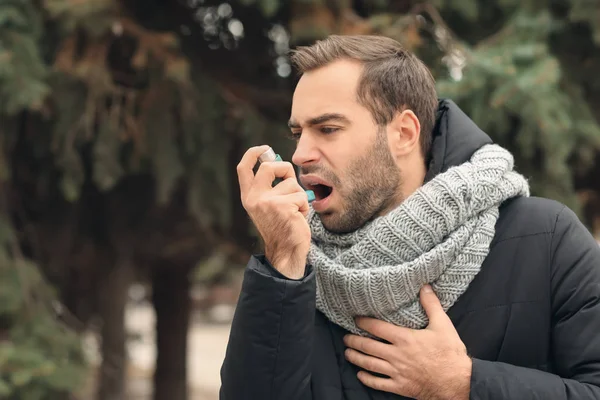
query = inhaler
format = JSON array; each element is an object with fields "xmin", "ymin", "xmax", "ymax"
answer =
[{"xmin": 258, "ymin": 148, "xmax": 315, "ymax": 203}]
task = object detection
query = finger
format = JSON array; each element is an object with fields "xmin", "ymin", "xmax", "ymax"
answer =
[
  {"xmin": 344, "ymin": 334, "xmax": 392, "ymax": 360},
  {"xmin": 356, "ymin": 371, "xmax": 399, "ymax": 394},
  {"xmin": 237, "ymin": 145, "xmax": 271, "ymax": 197},
  {"xmin": 270, "ymin": 177, "xmax": 305, "ymax": 196},
  {"xmin": 253, "ymin": 161, "xmax": 297, "ymax": 192},
  {"xmin": 271, "ymin": 179, "xmax": 311, "ymax": 216},
  {"xmin": 345, "ymin": 348, "xmax": 395, "ymax": 377},
  {"xmin": 277, "ymin": 191, "xmax": 310, "ymax": 217},
  {"xmin": 355, "ymin": 317, "xmax": 411, "ymax": 344},
  {"xmin": 420, "ymin": 285, "xmax": 452, "ymax": 330}
]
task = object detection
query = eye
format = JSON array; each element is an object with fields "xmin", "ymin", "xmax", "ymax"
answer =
[
  {"xmin": 287, "ymin": 131, "xmax": 301, "ymax": 140},
  {"xmin": 320, "ymin": 127, "xmax": 339, "ymax": 134}
]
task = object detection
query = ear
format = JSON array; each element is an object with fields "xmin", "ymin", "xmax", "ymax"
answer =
[{"xmin": 388, "ymin": 109, "xmax": 421, "ymax": 157}]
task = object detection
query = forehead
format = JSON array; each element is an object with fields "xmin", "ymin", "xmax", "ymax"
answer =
[{"xmin": 291, "ymin": 59, "xmax": 364, "ymax": 122}]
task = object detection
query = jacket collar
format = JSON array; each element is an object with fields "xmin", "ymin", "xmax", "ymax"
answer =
[{"xmin": 424, "ymin": 99, "xmax": 493, "ymax": 183}]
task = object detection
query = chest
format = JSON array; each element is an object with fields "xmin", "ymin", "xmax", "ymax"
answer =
[{"xmin": 310, "ymin": 236, "xmax": 553, "ymax": 399}]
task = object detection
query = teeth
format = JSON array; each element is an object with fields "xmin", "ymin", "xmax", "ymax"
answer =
[{"xmin": 305, "ymin": 180, "xmax": 328, "ymax": 188}]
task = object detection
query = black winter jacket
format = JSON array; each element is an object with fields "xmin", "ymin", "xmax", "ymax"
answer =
[{"xmin": 220, "ymin": 99, "xmax": 600, "ymax": 400}]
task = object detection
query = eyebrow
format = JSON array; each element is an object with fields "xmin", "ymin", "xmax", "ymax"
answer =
[{"xmin": 288, "ymin": 113, "xmax": 351, "ymax": 129}]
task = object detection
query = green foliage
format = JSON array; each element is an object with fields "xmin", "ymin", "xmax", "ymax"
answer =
[
  {"xmin": 180, "ymin": 73, "xmax": 230, "ymax": 229},
  {"xmin": 239, "ymin": 0, "xmax": 283, "ymax": 17},
  {"xmin": 0, "ymin": 217, "xmax": 88, "ymax": 399},
  {"xmin": 433, "ymin": 0, "xmax": 481, "ymax": 21},
  {"xmin": 0, "ymin": 0, "xmax": 49, "ymax": 115},
  {"xmin": 258, "ymin": 0, "xmax": 280, "ymax": 17},
  {"xmin": 142, "ymin": 82, "xmax": 186, "ymax": 205},
  {"xmin": 39, "ymin": 0, "xmax": 292, "ymax": 237},
  {"xmin": 568, "ymin": 0, "xmax": 600, "ymax": 45},
  {"xmin": 0, "ymin": 3, "xmax": 89, "ymax": 397},
  {"xmin": 435, "ymin": 8, "xmax": 600, "ymax": 210},
  {"xmin": 45, "ymin": 0, "xmax": 200, "ymax": 203},
  {"xmin": 45, "ymin": 0, "xmax": 116, "ymax": 37}
]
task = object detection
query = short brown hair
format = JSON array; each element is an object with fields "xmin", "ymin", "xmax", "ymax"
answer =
[{"xmin": 290, "ymin": 35, "xmax": 438, "ymax": 158}]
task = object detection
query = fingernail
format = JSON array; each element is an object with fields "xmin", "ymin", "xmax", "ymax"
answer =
[{"xmin": 422, "ymin": 284, "xmax": 433, "ymax": 293}]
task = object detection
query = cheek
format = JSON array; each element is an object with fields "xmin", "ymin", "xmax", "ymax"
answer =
[
  {"xmin": 328, "ymin": 139, "xmax": 367, "ymax": 169},
  {"xmin": 320, "ymin": 148, "xmax": 349, "ymax": 179},
  {"xmin": 324, "ymin": 127, "xmax": 378, "ymax": 185},
  {"xmin": 335, "ymin": 162, "xmax": 364, "ymax": 195}
]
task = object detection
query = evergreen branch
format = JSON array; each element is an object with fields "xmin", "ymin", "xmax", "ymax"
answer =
[
  {"xmin": 9, "ymin": 227, "xmax": 30, "ymax": 313},
  {"xmin": 409, "ymin": 1, "xmax": 459, "ymax": 42},
  {"xmin": 0, "ymin": 132, "xmax": 31, "ymax": 312},
  {"xmin": 475, "ymin": 25, "xmax": 515, "ymax": 50},
  {"xmin": 8, "ymin": 199, "xmax": 88, "ymax": 334},
  {"xmin": 407, "ymin": 2, "xmax": 472, "ymax": 68}
]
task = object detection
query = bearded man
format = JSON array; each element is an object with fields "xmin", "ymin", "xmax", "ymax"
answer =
[{"xmin": 219, "ymin": 35, "xmax": 600, "ymax": 400}]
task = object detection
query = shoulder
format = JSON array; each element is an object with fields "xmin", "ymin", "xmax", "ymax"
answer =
[
  {"xmin": 493, "ymin": 196, "xmax": 568, "ymax": 244},
  {"xmin": 495, "ymin": 195, "xmax": 599, "ymax": 262}
]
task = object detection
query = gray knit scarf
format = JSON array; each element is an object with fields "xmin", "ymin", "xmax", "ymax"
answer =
[{"xmin": 307, "ymin": 144, "xmax": 530, "ymax": 335}]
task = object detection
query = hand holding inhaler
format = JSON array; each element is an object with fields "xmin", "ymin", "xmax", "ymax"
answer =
[{"xmin": 237, "ymin": 145, "xmax": 314, "ymax": 279}]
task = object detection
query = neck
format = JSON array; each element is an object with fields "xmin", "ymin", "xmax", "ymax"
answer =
[
  {"xmin": 402, "ymin": 160, "xmax": 427, "ymax": 199},
  {"xmin": 378, "ymin": 160, "xmax": 427, "ymax": 218}
]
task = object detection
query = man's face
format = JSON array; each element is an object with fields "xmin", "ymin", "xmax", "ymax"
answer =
[{"xmin": 290, "ymin": 59, "xmax": 403, "ymax": 233}]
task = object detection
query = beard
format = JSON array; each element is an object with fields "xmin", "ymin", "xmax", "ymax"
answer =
[{"xmin": 305, "ymin": 129, "xmax": 402, "ymax": 234}]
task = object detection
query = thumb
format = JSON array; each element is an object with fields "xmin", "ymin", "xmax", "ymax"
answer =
[{"xmin": 420, "ymin": 285, "xmax": 452, "ymax": 330}]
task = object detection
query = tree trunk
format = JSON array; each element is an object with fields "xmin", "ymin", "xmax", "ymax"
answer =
[
  {"xmin": 97, "ymin": 255, "xmax": 133, "ymax": 400},
  {"xmin": 152, "ymin": 266, "xmax": 191, "ymax": 400}
]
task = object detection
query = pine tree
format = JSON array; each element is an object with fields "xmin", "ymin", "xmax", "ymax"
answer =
[
  {"xmin": 0, "ymin": 0, "xmax": 48, "ymax": 115},
  {"xmin": 430, "ymin": 1, "xmax": 600, "ymax": 214},
  {"xmin": 1, "ymin": 0, "xmax": 600, "ymax": 398},
  {"xmin": 0, "ymin": 1, "xmax": 89, "ymax": 398},
  {"xmin": 2, "ymin": 0, "xmax": 288, "ymax": 397}
]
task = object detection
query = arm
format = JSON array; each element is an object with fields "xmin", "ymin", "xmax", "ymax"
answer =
[
  {"xmin": 470, "ymin": 206, "xmax": 600, "ymax": 399},
  {"xmin": 219, "ymin": 255, "xmax": 315, "ymax": 400}
]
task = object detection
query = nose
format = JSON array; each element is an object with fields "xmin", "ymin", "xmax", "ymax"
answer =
[{"xmin": 292, "ymin": 133, "xmax": 320, "ymax": 167}]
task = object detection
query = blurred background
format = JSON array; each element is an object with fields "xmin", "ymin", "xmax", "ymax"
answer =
[{"xmin": 1, "ymin": 0, "xmax": 600, "ymax": 399}]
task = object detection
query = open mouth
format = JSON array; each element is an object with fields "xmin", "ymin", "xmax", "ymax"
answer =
[
  {"xmin": 299, "ymin": 175, "xmax": 335, "ymax": 206},
  {"xmin": 307, "ymin": 184, "xmax": 333, "ymax": 202}
]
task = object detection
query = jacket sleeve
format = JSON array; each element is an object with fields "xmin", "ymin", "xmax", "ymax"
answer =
[
  {"xmin": 219, "ymin": 255, "xmax": 315, "ymax": 400},
  {"xmin": 470, "ymin": 205, "xmax": 600, "ymax": 399}
]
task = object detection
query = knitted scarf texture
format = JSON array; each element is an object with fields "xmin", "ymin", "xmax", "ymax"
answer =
[{"xmin": 307, "ymin": 144, "xmax": 530, "ymax": 335}]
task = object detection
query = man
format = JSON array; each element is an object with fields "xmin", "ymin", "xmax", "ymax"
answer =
[{"xmin": 220, "ymin": 35, "xmax": 600, "ymax": 400}]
